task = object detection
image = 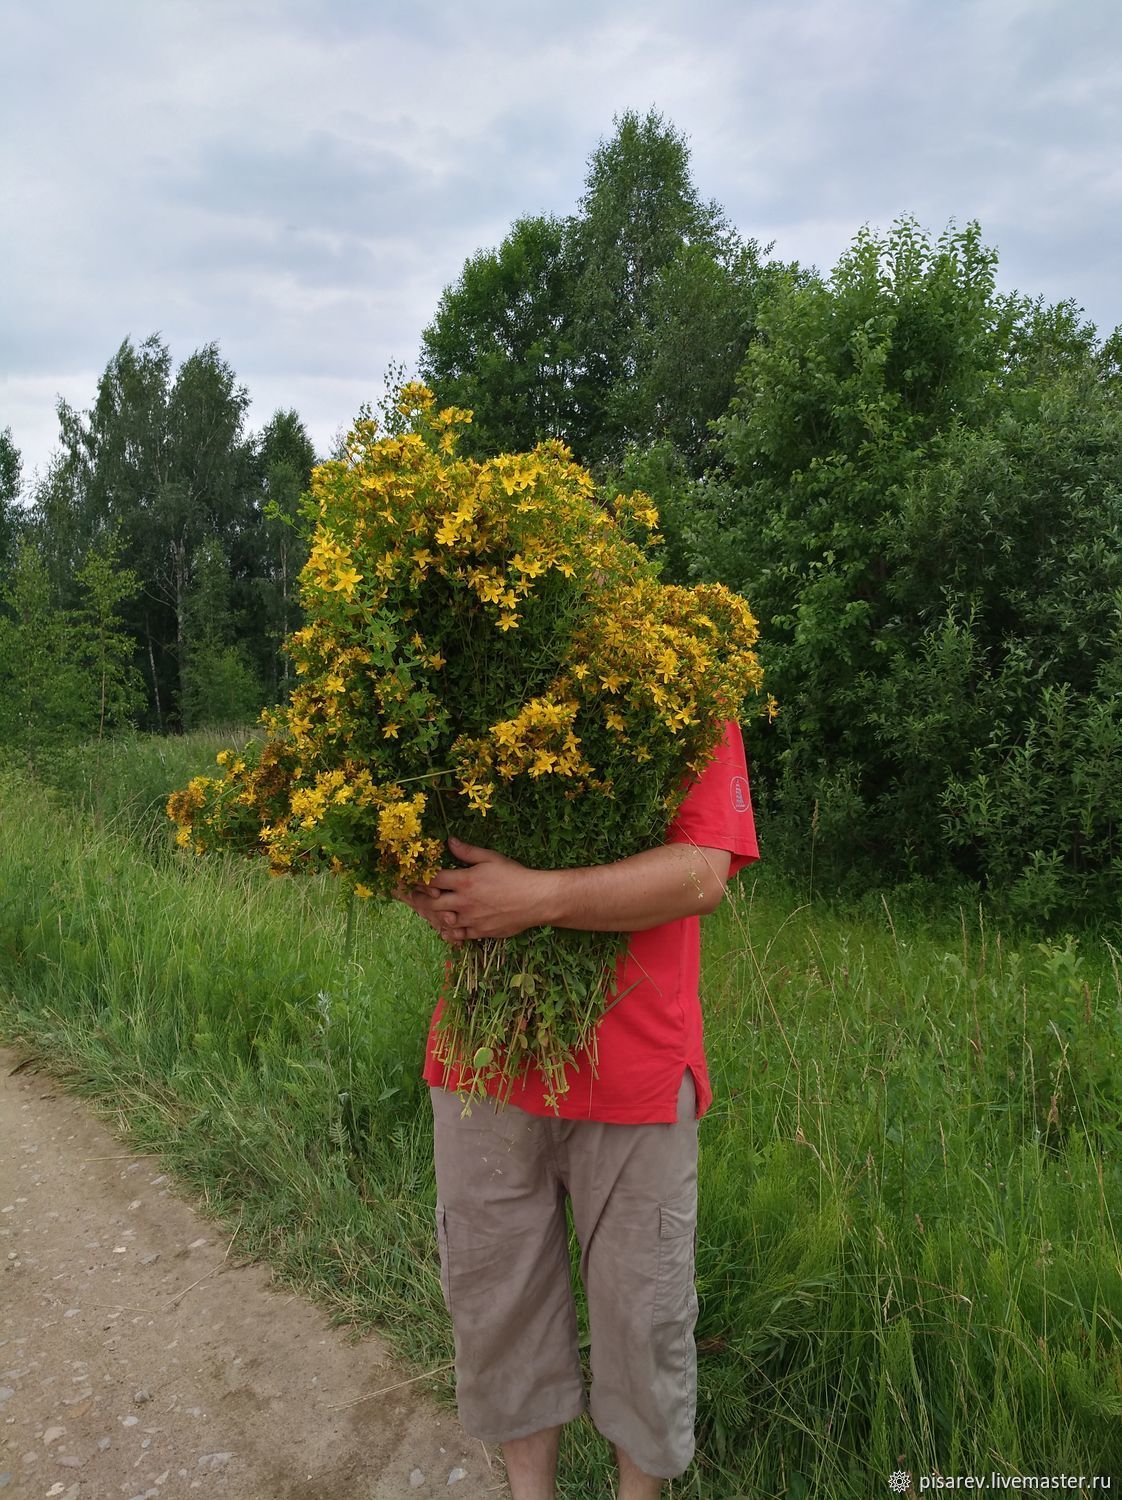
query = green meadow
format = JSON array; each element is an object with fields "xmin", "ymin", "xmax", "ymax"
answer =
[{"xmin": 1, "ymin": 731, "xmax": 1120, "ymax": 1497}]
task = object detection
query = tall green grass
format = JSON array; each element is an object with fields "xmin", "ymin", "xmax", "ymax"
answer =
[
  {"xmin": 696, "ymin": 889, "xmax": 1122, "ymax": 1492},
  {"xmin": 1, "ymin": 732, "xmax": 1119, "ymax": 1496}
]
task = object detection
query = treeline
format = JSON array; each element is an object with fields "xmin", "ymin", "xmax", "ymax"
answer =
[
  {"xmin": 0, "ymin": 337, "xmax": 316, "ymax": 765},
  {"xmin": 420, "ymin": 110, "xmax": 1122, "ymax": 923},
  {"xmin": 3, "ymin": 107, "xmax": 1121, "ymax": 920}
]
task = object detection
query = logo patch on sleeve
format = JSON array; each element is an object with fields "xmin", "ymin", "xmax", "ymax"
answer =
[{"xmin": 730, "ymin": 776, "xmax": 750, "ymax": 813}]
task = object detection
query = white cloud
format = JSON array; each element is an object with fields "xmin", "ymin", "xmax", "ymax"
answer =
[{"xmin": 2, "ymin": 0, "xmax": 1119, "ymax": 478}]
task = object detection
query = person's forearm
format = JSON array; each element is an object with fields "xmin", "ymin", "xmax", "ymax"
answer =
[
  {"xmin": 538, "ymin": 843, "xmax": 731, "ymax": 932},
  {"xmin": 401, "ymin": 834, "xmax": 733, "ymax": 943}
]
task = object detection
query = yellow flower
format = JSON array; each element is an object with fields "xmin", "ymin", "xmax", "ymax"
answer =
[
  {"xmin": 474, "ymin": 574, "xmax": 504, "ymax": 603},
  {"xmin": 397, "ymin": 381, "xmax": 435, "ymax": 414},
  {"xmin": 435, "ymin": 514, "xmax": 462, "ymax": 547},
  {"xmin": 166, "ymin": 376, "xmax": 770, "ymax": 1115},
  {"xmin": 656, "ymin": 650, "xmax": 678, "ymax": 683},
  {"xmin": 460, "ymin": 779, "xmax": 495, "ymax": 814},
  {"xmin": 333, "ymin": 564, "xmax": 363, "ymax": 596}
]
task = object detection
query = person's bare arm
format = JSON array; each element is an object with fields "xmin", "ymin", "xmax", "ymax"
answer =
[{"xmin": 395, "ymin": 833, "xmax": 733, "ymax": 944}]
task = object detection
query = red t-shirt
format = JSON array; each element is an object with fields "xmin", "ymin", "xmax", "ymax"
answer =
[{"xmin": 422, "ymin": 719, "xmax": 760, "ymax": 1123}]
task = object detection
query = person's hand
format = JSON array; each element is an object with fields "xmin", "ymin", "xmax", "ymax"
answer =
[
  {"xmin": 392, "ymin": 877, "xmax": 467, "ymax": 947},
  {"xmin": 396, "ymin": 835, "xmax": 557, "ymax": 944}
]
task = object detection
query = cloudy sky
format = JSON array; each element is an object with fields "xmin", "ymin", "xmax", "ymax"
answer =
[{"xmin": 2, "ymin": 0, "xmax": 1119, "ymax": 484}]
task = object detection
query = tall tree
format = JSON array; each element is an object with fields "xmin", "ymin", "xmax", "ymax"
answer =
[
  {"xmin": 73, "ymin": 527, "xmax": 147, "ymax": 742},
  {"xmin": 420, "ymin": 216, "xmax": 572, "ymax": 457},
  {"xmin": 420, "ymin": 110, "xmax": 770, "ymax": 468},
  {"xmin": 54, "ymin": 334, "xmax": 176, "ymax": 726},
  {"xmin": 563, "ymin": 108, "xmax": 735, "ymax": 463},
  {"xmin": 161, "ymin": 342, "xmax": 253, "ymax": 716},
  {"xmin": 56, "ymin": 334, "xmax": 172, "ymax": 548},
  {"xmin": 50, "ymin": 335, "xmax": 255, "ymax": 730},
  {"xmin": 0, "ymin": 427, "xmax": 22, "ymax": 585},
  {"xmin": 246, "ymin": 409, "xmax": 317, "ymax": 700},
  {"xmin": 0, "ymin": 538, "xmax": 87, "ymax": 773}
]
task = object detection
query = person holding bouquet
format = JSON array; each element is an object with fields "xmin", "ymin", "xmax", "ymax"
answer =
[
  {"xmin": 168, "ymin": 387, "xmax": 769, "ymax": 1498},
  {"xmin": 397, "ymin": 719, "xmax": 758, "ymax": 1500}
]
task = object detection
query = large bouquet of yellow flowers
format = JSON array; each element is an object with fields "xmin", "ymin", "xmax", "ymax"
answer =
[{"xmin": 168, "ymin": 384, "xmax": 768, "ymax": 1106}]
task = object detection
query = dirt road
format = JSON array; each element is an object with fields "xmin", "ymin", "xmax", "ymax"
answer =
[{"xmin": 0, "ymin": 1045, "xmax": 505, "ymax": 1499}]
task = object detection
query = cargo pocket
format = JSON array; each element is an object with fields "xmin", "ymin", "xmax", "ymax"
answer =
[
  {"xmin": 434, "ymin": 1203, "xmax": 452, "ymax": 1313},
  {"xmin": 651, "ymin": 1192, "xmax": 697, "ymax": 1327}
]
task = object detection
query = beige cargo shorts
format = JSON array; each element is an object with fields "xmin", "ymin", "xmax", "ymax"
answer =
[{"xmin": 430, "ymin": 1070, "xmax": 699, "ymax": 1479}]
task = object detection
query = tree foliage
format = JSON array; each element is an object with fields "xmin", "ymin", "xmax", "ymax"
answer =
[
  {"xmin": 73, "ymin": 526, "xmax": 147, "ymax": 741},
  {"xmin": 0, "ymin": 528, "xmax": 145, "ymax": 774},
  {"xmin": 421, "ymin": 109, "xmax": 772, "ymax": 471},
  {"xmin": 181, "ymin": 536, "xmax": 264, "ymax": 731},
  {"xmin": 626, "ymin": 241, "xmax": 785, "ymax": 468},
  {"xmin": 420, "ymin": 215, "xmax": 571, "ymax": 457},
  {"xmin": 682, "ymin": 218, "xmax": 1122, "ymax": 916},
  {"xmin": 564, "ymin": 109, "xmax": 735, "ymax": 463},
  {"xmin": 35, "ymin": 335, "xmax": 314, "ymax": 732},
  {"xmin": 249, "ymin": 408, "xmax": 317, "ymax": 700},
  {"xmin": 0, "ymin": 538, "xmax": 86, "ymax": 773},
  {"xmin": 0, "ymin": 427, "xmax": 22, "ymax": 585}
]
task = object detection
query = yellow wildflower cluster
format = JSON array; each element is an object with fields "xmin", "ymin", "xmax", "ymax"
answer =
[
  {"xmin": 564, "ymin": 578, "xmax": 765, "ymax": 774},
  {"xmin": 166, "ymin": 735, "xmax": 304, "ymax": 874},
  {"xmin": 489, "ymin": 695, "xmax": 590, "ymax": 781},
  {"xmin": 376, "ymin": 794, "xmax": 445, "ymax": 886},
  {"xmin": 166, "ymin": 776, "xmax": 210, "ymax": 849},
  {"xmin": 167, "ymin": 382, "xmax": 769, "ymax": 1100},
  {"xmin": 608, "ymin": 488, "xmax": 663, "ymax": 550}
]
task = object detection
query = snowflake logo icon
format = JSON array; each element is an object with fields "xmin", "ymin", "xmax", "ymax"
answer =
[{"xmin": 888, "ymin": 1474, "xmax": 912, "ymax": 1494}]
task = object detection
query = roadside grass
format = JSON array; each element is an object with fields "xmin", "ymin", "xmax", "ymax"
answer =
[
  {"xmin": 1, "ymin": 733, "xmax": 1120, "ymax": 1496},
  {"xmin": 696, "ymin": 884, "xmax": 1122, "ymax": 1493},
  {"xmin": 29, "ymin": 724, "xmax": 266, "ymax": 861}
]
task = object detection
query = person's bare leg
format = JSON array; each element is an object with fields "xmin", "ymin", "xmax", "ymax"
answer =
[
  {"xmin": 501, "ymin": 1424, "xmax": 563, "ymax": 1500},
  {"xmin": 616, "ymin": 1443, "xmax": 664, "ymax": 1500}
]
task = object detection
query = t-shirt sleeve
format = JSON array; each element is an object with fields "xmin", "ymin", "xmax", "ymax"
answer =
[{"xmin": 665, "ymin": 719, "xmax": 760, "ymax": 876}]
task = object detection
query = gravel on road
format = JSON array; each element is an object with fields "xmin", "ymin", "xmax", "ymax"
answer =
[{"xmin": 0, "ymin": 1045, "xmax": 505, "ymax": 1500}]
